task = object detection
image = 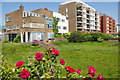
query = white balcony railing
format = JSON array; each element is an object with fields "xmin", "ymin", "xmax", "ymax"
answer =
[{"xmin": 23, "ymin": 23, "xmax": 45, "ymax": 28}]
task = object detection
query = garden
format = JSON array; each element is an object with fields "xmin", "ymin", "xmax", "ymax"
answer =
[{"xmin": 1, "ymin": 31, "xmax": 119, "ymax": 79}]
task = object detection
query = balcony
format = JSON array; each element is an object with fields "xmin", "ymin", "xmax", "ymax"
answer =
[
  {"xmin": 77, "ymin": 7, "xmax": 82, "ymax": 11},
  {"xmin": 23, "ymin": 23, "xmax": 45, "ymax": 28},
  {"xmin": 77, "ymin": 20, "xmax": 82, "ymax": 23}
]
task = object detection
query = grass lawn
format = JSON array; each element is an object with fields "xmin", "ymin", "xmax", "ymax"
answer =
[{"xmin": 2, "ymin": 41, "xmax": 119, "ymax": 78}]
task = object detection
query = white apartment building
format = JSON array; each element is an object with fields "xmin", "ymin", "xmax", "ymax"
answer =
[{"xmin": 53, "ymin": 12, "xmax": 69, "ymax": 34}]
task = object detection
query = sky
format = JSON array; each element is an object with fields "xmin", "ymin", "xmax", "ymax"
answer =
[{"xmin": 1, "ymin": 2, "xmax": 118, "ymax": 26}]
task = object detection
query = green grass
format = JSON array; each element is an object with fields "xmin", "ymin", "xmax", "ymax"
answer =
[{"xmin": 2, "ymin": 41, "xmax": 119, "ymax": 78}]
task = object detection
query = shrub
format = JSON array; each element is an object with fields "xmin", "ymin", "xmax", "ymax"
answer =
[
  {"xmin": 31, "ymin": 40, "xmax": 43, "ymax": 46},
  {"xmin": 68, "ymin": 31, "xmax": 86, "ymax": 42},
  {"xmin": 97, "ymin": 37, "xmax": 104, "ymax": 42},
  {"xmin": 55, "ymin": 34, "xmax": 64, "ymax": 39},
  {"xmin": 118, "ymin": 31, "xmax": 120, "ymax": 37},
  {"xmin": 102, "ymin": 34, "xmax": 112, "ymax": 40},
  {"xmin": 63, "ymin": 32, "xmax": 71, "ymax": 39},
  {"xmin": 85, "ymin": 33, "xmax": 94, "ymax": 41},
  {"xmin": 3, "ymin": 39, "xmax": 10, "ymax": 43},
  {"xmin": 13, "ymin": 35, "xmax": 21, "ymax": 43}
]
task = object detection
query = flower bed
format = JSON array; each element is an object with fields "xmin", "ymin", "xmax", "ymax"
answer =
[{"xmin": 2, "ymin": 48, "xmax": 104, "ymax": 79}]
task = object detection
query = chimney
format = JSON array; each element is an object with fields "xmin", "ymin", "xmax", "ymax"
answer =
[
  {"xmin": 20, "ymin": 4, "xmax": 24, "ymax": 11},
  {"xmin": 44, "ymin": 8, "xmax": 48, "ymax": 10}
]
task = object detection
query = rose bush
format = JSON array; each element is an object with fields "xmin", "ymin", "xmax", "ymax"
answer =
[{"xmin": 2, "ymin": 48, "xmax": 105, "ymax": 79}]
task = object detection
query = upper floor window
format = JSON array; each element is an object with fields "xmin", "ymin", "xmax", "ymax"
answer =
[
  {"xmin": 13, "ymin": 25, "xmax": 16, "ymax": 30},
  {"xmin": 56, "ymin": 18, "xmax": 60, "ymax": 21},
  {"xmin": 63, "ymin": 26, "xmax": 67, "ymax": 30},
  {"xmin": 7, "ymin": 26, "xmax": 11, "ymax": 31},
  {"xmin": 106, "ymin": 31, "xmax": 109, "ymax": 33},
  {"xmin": 62, "ymin": 19, "xmax": 65, "ymax": 22},
  {"xmin": 7, "ymin": 17, "xmax": 11, "ymax": 22},
  {"xmin": 47, "ymin": 24, "xmax": 53, "ymax": 29},
  {"xmin": 106, "ymin": 21, "xmax": 109, "ymax": 23},
  {"xmin": 57, "ymin": 26, "xmax": 61, "ymax": 29},
  {"xmin": 17, "ymin": 25, "xmax": 19, "ymax": 29},
  {"xmin": 106, "ymin": 17, "xmax": 109, "ymax": 20},
  {"xmin": 42, "ymin": 15, "xmax": 46, "ymax": 18}
]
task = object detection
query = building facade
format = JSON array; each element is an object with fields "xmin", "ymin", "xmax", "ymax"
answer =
[
  {"xmin": 5, "ymin": 5, "xmax": 68, "ymax": 42},
  {"xmin": 116, "ymin": 24, "xmax": 120, "ymax": 33},
  {"xmin": 100, "ymin": 13, "xmax": 116, "ymax": 34},
  {"xmin": 59, "ymin": 0, "xmax": 100, "ymax": 33},
  {"xmin": 53, "ymin": 12, "xmax": 68, "ymax": 34}
]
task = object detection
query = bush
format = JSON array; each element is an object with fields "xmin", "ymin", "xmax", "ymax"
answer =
[
  {"xmin": 68, "ymin": 31, "xmax": 86, "ymax": 42},
  {"xmin": 97, "ymin": 37, "xmax": 104, "ymax": 42},
  {"xmin": 63, "ymin": 32, "xmax": 71, "ymax": 39},
  {"xmin": 3, "ymin": 39, "xmax": 10, "ymax": 43},
  {"xmin": 102, "ymin": 34, "xmax": 112, "ymax": 40},
  {"xmin": 85, "ymin": 33, "xmax": 94, "ymax": 41},
  {"xmin": 13, "ymin": 35, "xmax": 21, "ymax": 43},
  {"xmin": 118, "ymin": 31, "xmax": 120, "ymax": 37},
  {"xmin": 31, "ymin": 40, "xmax": 43, "ymax": 46},
  {"xmin": 55, "ymin": 34, "xmax": 64, "ymax": 39},
  {"xmin": 90, "ymin": 33, "xmax": 112, "ymax": 41}
]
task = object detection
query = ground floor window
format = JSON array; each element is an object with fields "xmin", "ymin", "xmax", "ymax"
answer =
[{"xmin": 47, "ymin": 33, "xmax": 54, "ymax": 39}]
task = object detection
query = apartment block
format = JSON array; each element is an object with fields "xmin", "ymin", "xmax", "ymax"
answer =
[
  {"xmin": 59, "ymin": 0, "xmax": 100, "ymax": 33},
  {"xmin": 5, "ymin": 5, "xmax": 68, "ymax": 42},
  {"xmin": 53, "ymin": 12, "xmax": 68, "ymax": 34},
  {"xmin": 100, "ymin": 13, "xmax": 116, "ymax": 34}
]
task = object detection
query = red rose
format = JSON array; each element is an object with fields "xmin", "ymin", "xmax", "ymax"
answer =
[
  {"xmin": 51, "ymin": 48, "xmax": 59, "ymax": 56},
  {"xmin": 52, "ymin": 69, "xmax": 54, "ymax": 72},
  {"xmin": 97, "ymin": 74, "xmax": 105, "ymax": 80},
  {"xmin": 65, "ymin": 66, "xmax": 76, "ymax": 73},
  {"xmin": 16, "ymin": 61, "xmax": 24, "ymax": 68},
  {"xmin": 77, "ymin": 69, "xmax": 81, "ymax": 74},
  {"xmin": 35, "ymin": 52, "xmax": 43, "ymax": 61},
  {"xmin": 88, "ymin": 65, "xmax": 96, "ymax": 78},
  {"xmin": 20, "ymin": 69, "xmax": 29, "ymax": 78},
  {"xmin": 60, "ymin": 58, "xmax": 65, "ymax": 65}
]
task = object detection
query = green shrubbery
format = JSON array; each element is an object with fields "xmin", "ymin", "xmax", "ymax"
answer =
[
  {"xmin": 13, "ymin": 35, "xmax": 21, "ymax": 43},
  {"xmin": 68, "ymin": 31, "xmax": 86, "ymax": 42},
  {"xmin": 63, "ymin": 32, "xmax": 71, "ymax": 39},
  {"xmin": 3, "ymin": 39, "xmax": 10, "ymax": 43},
  {"xmin": 67, "ymin": 31, "xmax": 112, "ymax": 43},
  {"xmin": 55, "ymin": 34, "xmax": 65, "ymax": 39}
]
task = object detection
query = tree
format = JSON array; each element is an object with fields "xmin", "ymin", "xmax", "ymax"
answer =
[{"xmin": 52, "ymin": 17, "xmax": 58, "ymax": 37}]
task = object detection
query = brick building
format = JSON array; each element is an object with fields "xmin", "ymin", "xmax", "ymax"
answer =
[
  {"xmin": 59, "ymin": 0, "xmax": 100, "ymax": 33},
  {"xmin": 5, "ymin": 5, "xmax": 68, "ymax": 42},
  {"xmin": 100, "ymin": 13, "xmax": 116, "ymax": 34}
]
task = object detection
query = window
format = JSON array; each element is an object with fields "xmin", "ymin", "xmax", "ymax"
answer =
[
  {"xmin": 7, "ymin": 26, "xmax": 11, "ymax": 31},
  {"xmin": 7, "ymin": 17, "xmax": 11, "ymax": 22},
  {"xmin": 106, "ymin": 17, "xmax": 109, "ymax": 20},
  {"xmin": 48, "ymin": 33, "xmax": 54, "ymax": 39},
  {"xmin": 106, "ymin": 24, "xmax": 109, "ymax": 26},
  {"xmin": 42, "ymin": 15, "xmax": 46, "ymax": 18},
  {"xmin": 107, "ymin": 28, "xmax": 109, "ymax": 30},
  {"xmin": 56, "ymin": 18, "xmax": 60, "ymax": 21},
  {"xmin": 35, "ymin": 14, "xmax": 37, "ymax": 17},
  {"xmin": 47, "ymin": 24, "xmax": 50, "ymax": 29},
  {"xmin": 47, "ymin": 24, "xmax": 53, "ymax": 29},
  {"xmin": 57, "ymin": 26, "xmax": 61, "ymax": 29},
  {"xmin": 62, "ymin": 19, "xmax": 65, "ymax": 22},
  {"xmin": 13, "ymin": 25, "xmax": 16, "ymax": 30},
  {"xmin": 106, "ymin": 21, "xmax": 109, "ymax": 23},
  {"xmin": 17, "ymin": 25, "xmax": 19, "ymax": 29},
  {"xmin": 63, "ymin": 26, "xmax": 67, "ymax": 30},
  {"xmin": 106, "ymin": 31, "xmax": 109, "ymax": 33}
]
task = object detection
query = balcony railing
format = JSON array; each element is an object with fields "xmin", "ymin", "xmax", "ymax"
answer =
[{"xmin": 23, "ymin": 23, "xmax": 45, "ymax": 28}]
